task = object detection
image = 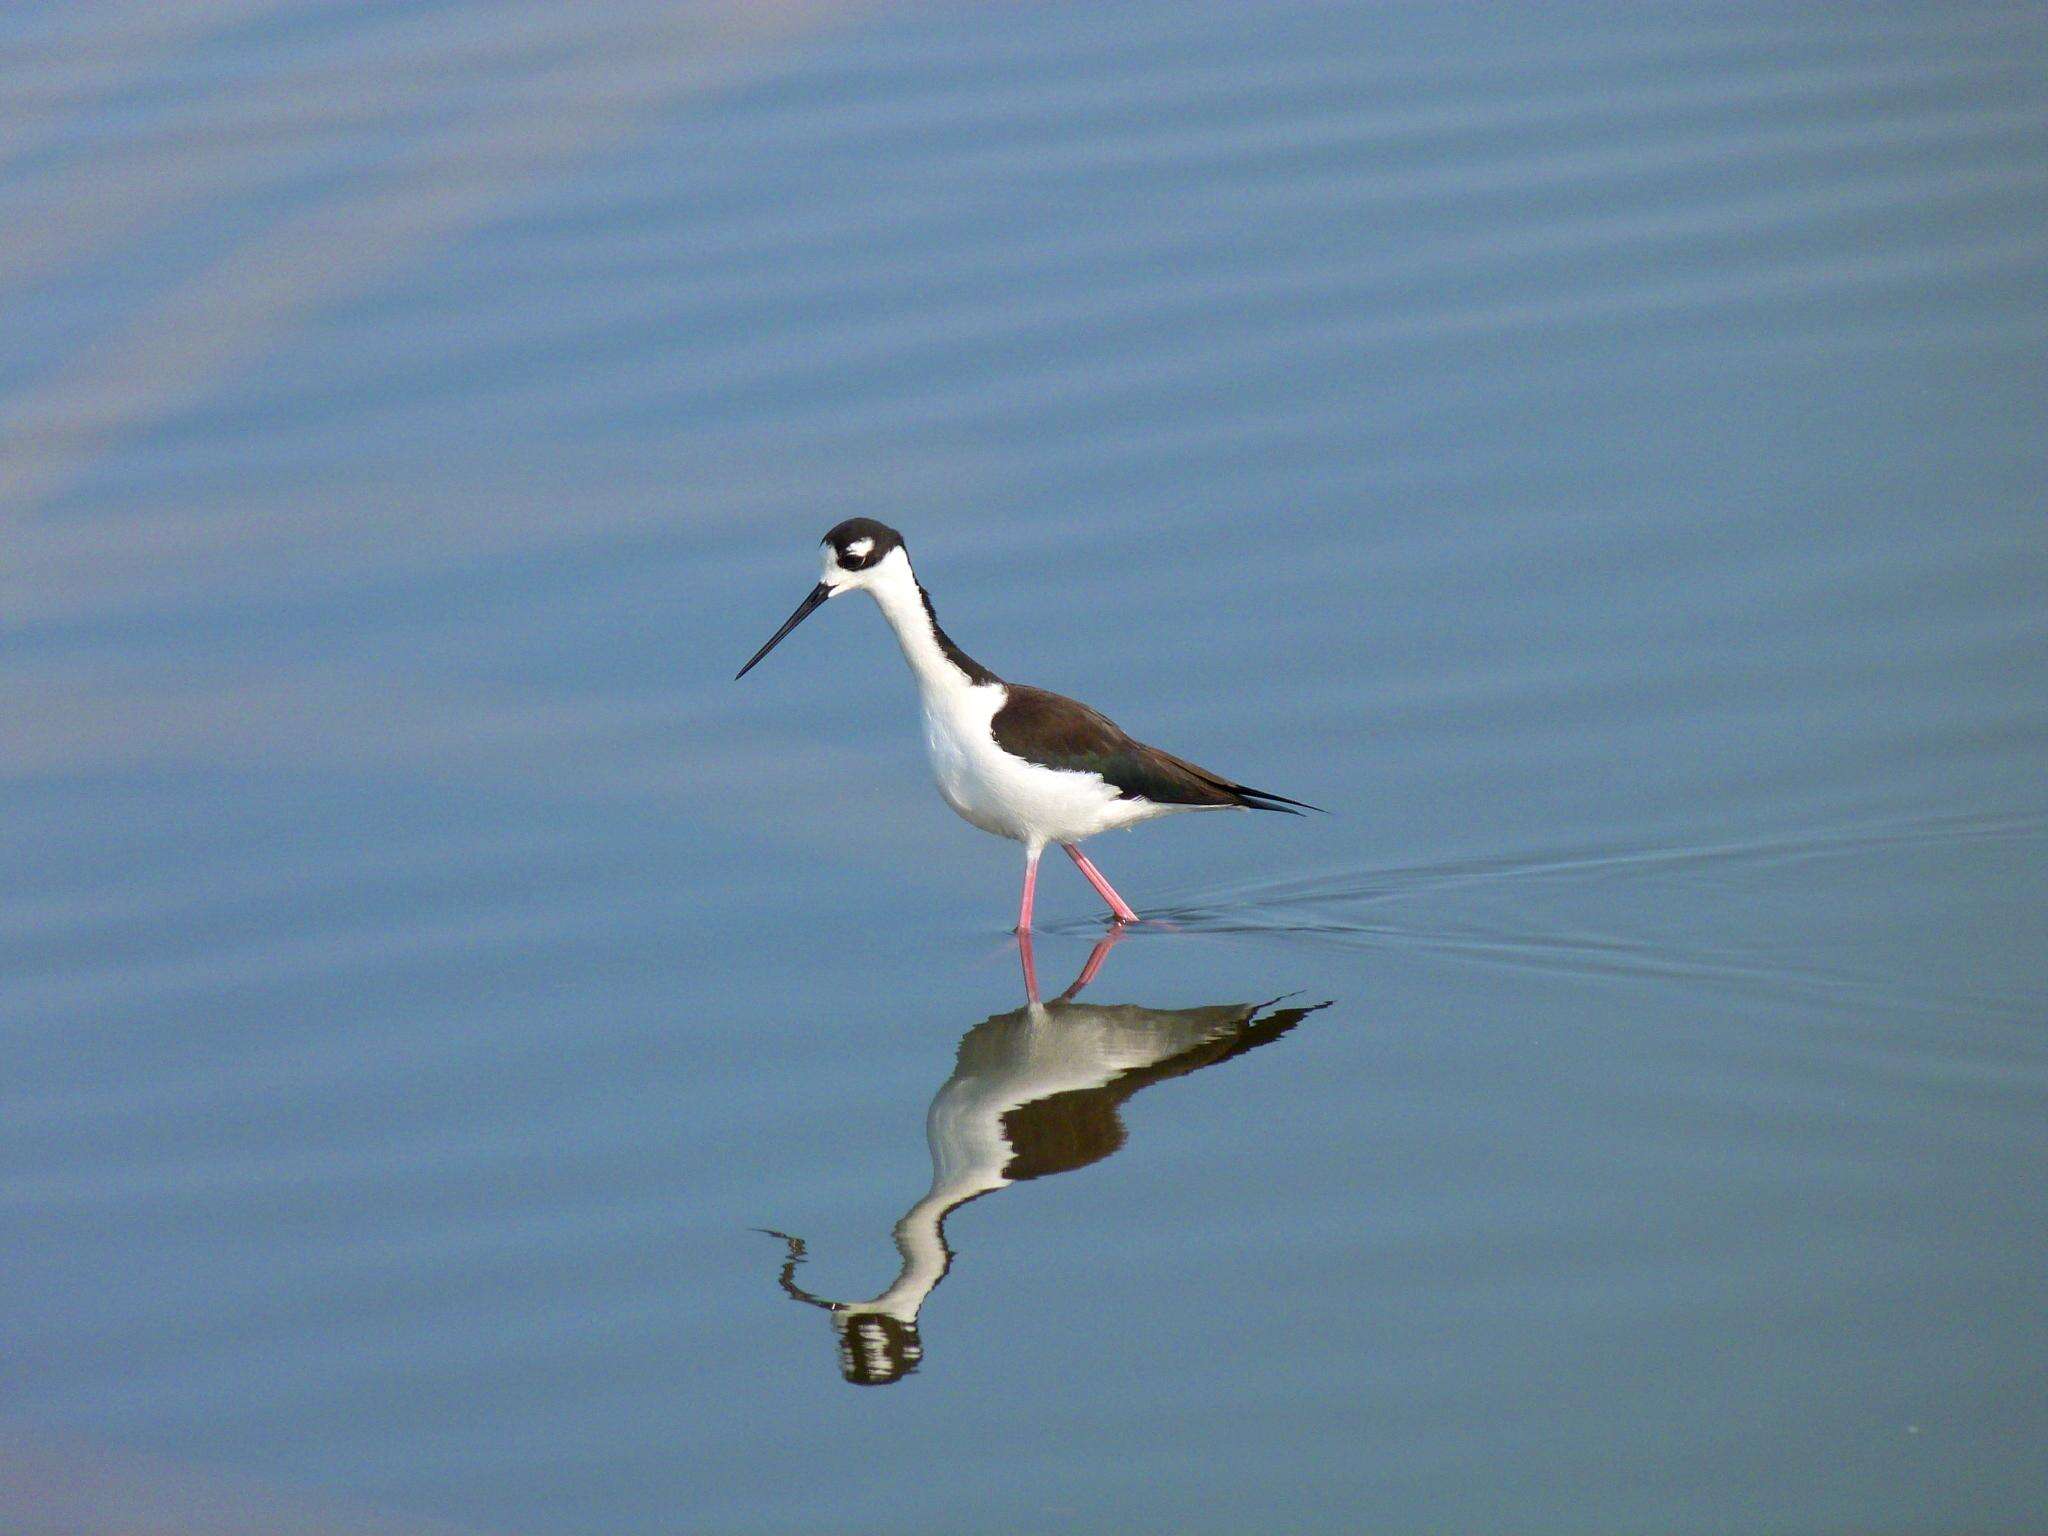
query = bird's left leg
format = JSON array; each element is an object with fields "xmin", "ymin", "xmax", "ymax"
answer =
[
  {"xmin": 1017, "ymin": 929, "xmax": 1041, "ymax": 1006},
  {"xmin": 1057, "ymin": 924, "xmax": 1128, "ymax": 1000},
  {"xmin": 1061, "ymin": 842, "xmax": 1140, "ymax": 923},
  {"xmin": 1016, "ymin": 844, "xmax": 1043, "ymax": 934}
]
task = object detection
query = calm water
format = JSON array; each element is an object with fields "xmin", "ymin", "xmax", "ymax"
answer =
[{"xmin": 4, "ymin": 3, "xmax": 2046, "ymax": 1532}]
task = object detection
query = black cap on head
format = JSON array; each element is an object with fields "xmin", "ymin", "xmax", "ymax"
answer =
[
  {"xmin": 836, "ymin": 1311, "xmax": 923, "ymax": 1386},
  {"xmin": 823, "ymin": 518, "xmax": 905, "ymax": 572}
]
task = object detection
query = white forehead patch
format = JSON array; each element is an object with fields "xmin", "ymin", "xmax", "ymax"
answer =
[{"xmin": 846, "ymin": 537, "xmax": 875, "ymax": 559}]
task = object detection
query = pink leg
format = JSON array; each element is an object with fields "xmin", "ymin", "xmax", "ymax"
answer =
[
  {"xmin": 1016, "ymin": 846, "xmax": 1042, "ymax": 934},
  {"xmin": 1062, "ymin": 842, "xmax": 1140, "ymax": 923},
  {"xmin": 1017, "ymin": 929, "xmax": 1041, "ymax": 1005},
  {"xmin": 1058, "ymin": 925, "xmax": 1127, "ymax": 1001}
]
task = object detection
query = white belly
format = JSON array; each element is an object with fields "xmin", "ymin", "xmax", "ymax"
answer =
[{"xmin": 918, "ymin": 681, "xmax": 1182, "ymax": 847}]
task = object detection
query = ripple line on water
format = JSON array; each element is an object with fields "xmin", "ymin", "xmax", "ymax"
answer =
[{"xmin": 1044, "ymin": 812, "xmax": 2048, "ymax": 1021}]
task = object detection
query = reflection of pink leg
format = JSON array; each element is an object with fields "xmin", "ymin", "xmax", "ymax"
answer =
[
  {"xmin": 1017, "ymin": 929, "xmax": 1041, "ymax": 1005},
  {"xmin": 1058, "ymin": 924, "xmax": 1127, "ymax": 1000},
  {"xmin": 1062, "ymin": 843, "xmax": 1139, "ymax": 923},
  {"xmin": 1016, "ymin": 846, "xmax": 1042, "ymax": 934}
]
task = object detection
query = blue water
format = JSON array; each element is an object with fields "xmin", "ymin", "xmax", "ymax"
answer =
[{"xmin": 4, "ymin": 3, "xmax": 2045, "ymax": 1532}]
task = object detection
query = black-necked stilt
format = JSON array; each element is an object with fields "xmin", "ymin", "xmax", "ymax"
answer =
[
  {"xmin": 735, "ymin": 519, "xmax": 1319, "ymax": 930},
  {"xmin": 764, "ymin": 931, "xmax": 1328, "ymax": 1385}
]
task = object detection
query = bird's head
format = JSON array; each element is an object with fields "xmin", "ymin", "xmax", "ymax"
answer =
[
  {"xmin": 833, "ymin": 1309, "xmax": 924, "ymax": 1387},
  {"xmin": 734, "ymin": 518, "xmax": 910, "ymax": 679},
  {"xmin": 818, "ymin": 517, "xmax": 908, "ymax": 595}
]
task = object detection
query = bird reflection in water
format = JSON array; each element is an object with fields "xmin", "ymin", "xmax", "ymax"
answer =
[{"xmin": 764, "ymin": 928, "xmax": 1330, "ymax": 1386}]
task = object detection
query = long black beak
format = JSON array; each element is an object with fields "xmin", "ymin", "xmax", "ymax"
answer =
[{"xmin": 735, "ymin": 582, "xmax": 830, "ymax": 679}]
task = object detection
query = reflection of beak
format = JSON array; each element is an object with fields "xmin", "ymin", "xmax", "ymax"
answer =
[{"xmin": 735, "ymin": 582, "xmax": 831, "ymax": 679}]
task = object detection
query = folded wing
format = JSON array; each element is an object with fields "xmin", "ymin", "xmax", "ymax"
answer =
[{"xmin": 991, "ymin": 684, "xmax": 1322, "ymax": 814}]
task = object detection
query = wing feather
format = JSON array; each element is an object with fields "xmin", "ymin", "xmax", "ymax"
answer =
[{"xmin": 990, "ymin": 685, "xmax": 1321, "ymax": 813}]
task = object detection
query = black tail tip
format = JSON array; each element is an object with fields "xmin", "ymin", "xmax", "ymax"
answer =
[{"xmin": 1239, "ymin": 787, "xmax": 1326, "ymax": 815}]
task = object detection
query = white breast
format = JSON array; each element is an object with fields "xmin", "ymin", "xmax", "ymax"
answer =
[{"xmin": 919, "ymin": 682, "xmax": 1174, "ymax": 848}]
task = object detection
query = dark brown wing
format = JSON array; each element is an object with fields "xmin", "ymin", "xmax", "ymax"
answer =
[
  {"xmin": 990, "ymin": 684, "xmax": 1320, "ymax": 813},
  {"xmin": 998, "ymin": 998, "xmax": 1331, "ymax": 1180}
]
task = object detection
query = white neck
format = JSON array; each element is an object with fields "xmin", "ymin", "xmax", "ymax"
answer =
[
  {"xmin": 863, "ymin": 1187, "xmax": 969, "ymax": 1320},
  {"xmin": 857, "ymin": 550, "xmax": 988, "ymax": 700}
]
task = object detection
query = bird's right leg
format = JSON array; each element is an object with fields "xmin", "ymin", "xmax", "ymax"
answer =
[{"xmin": 1016, "ymin": 844, "xmax": 1043, "ymax": 934}]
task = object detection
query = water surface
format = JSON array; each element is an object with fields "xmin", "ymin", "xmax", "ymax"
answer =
[{"xmin": 3, "ymin": 3, "xmax": 2045, "ymax": 1532}]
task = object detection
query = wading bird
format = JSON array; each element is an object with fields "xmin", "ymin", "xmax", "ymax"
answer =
[
  {"xmin": 763, "ymin": 929, "xmax": 1328, "ymax": 1385},
  {"xmin": 735, "ymin": 520, "xmax": 1318, "ymax": 929}
]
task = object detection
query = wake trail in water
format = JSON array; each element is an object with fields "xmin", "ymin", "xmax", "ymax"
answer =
[{"xmin": 1045, "ymin": 813, "xmax": 2047, "ymax": 1022}]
